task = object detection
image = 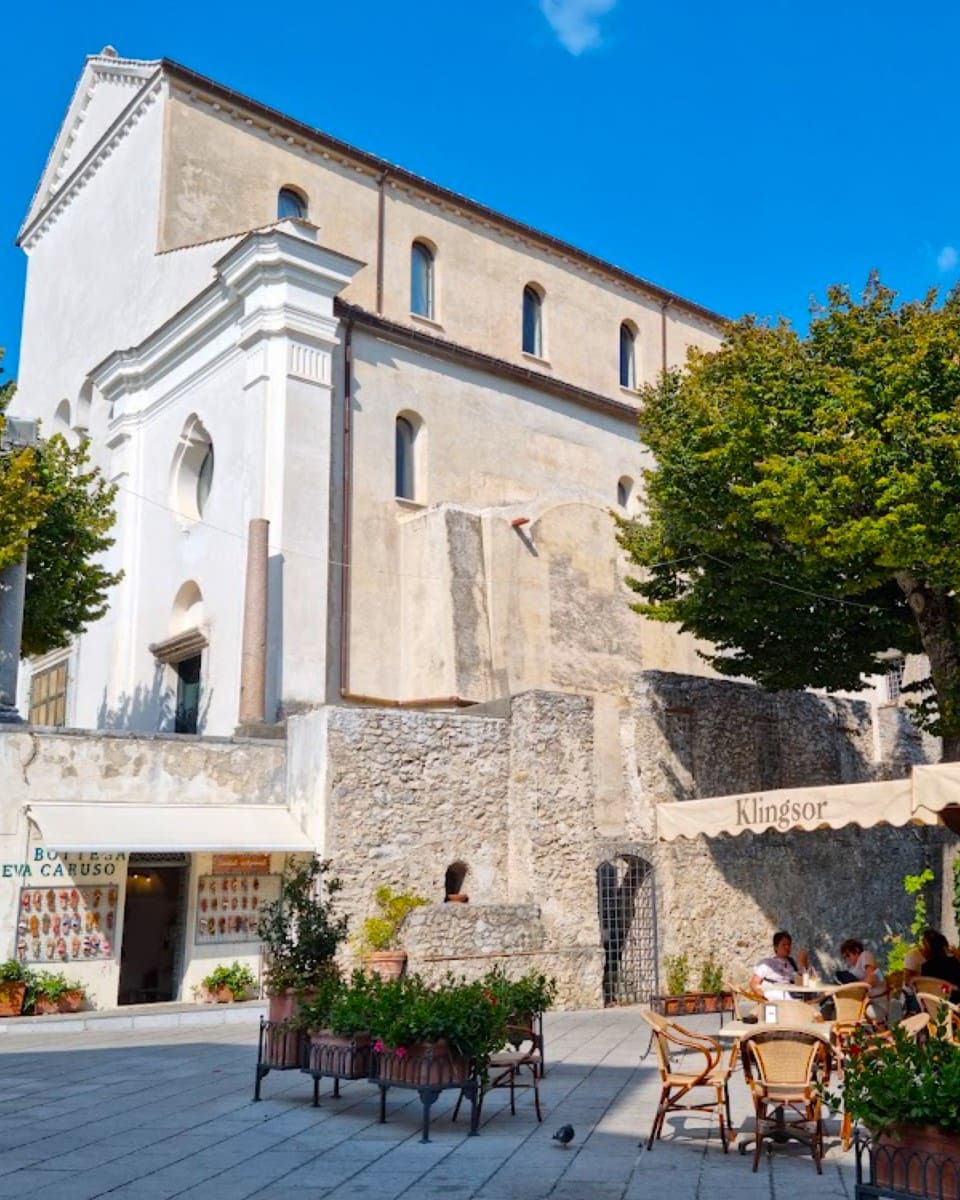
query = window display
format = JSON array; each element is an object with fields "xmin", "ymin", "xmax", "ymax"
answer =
[
  {"xmin": 194, "ymin": 873, "xmax": 280, "ymax": 944},
  {"xmin": 17, "ymin": 885, "xmax": 118, "ymax": 963}
]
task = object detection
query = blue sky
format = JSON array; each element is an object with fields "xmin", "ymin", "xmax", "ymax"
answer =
[{"xmin": 3, "ymin": 0, "xmax": 959, "ymax": 381}]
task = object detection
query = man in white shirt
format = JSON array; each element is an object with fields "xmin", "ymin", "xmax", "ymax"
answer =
[{"xmin": 750, "ymin": 930, "xmax": 809, "ymax": 999}]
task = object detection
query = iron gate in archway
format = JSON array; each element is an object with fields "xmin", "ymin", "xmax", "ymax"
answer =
[{"xmin": 596, "ymin": 852, "xmax": 658, "ymax": 1005}]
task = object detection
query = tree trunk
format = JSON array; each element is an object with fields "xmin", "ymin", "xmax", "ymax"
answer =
[{"xmin": 895, "ymin": 572, "xmax": 960, "ymax": 761}]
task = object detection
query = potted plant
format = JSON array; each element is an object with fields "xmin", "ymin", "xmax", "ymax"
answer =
[
  {"xmin": 0, "ymin": 960, "xmax": 30, "ymax": 1017},
  {"xmin": 200, "ymin": 961, "xmax": 256, "ymax": 1003},
  {"xmin": 481, "ymin": 967, "xmax": 556, "ymax": 1027},
  {"xmin": 355, "ymin": 886, "xmax": 428, "ymax": 980},
  {"xmin": 303, "ymin": 970, "xmax": 377, "ymax": 1080},
  {"xmin": 27, "ymin": 971, "xmax": 86, "ymax": 1015},
  {"xmin": 824, "ymin": 1008, "xmax": 960, "ymax": 1198},
  {"xmin": 698, "ymin": 953, "xmax": 729, "ymax": 1014},
  {"xmin": 257, "ymin": 856, "xmax": 348, "ymax": 1067},
  {"xmin": 371, "ymin": 976, "xmax": 507, "ymax": 1087},
  {"xmin": 653, "ymin": 953, "xmax": 693, "ymax": 1016}
]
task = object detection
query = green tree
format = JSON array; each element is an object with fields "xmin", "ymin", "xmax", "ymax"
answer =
[
  {"xmin": 1, "ymin": 351, "xmax": 121, "ymax": 656},
  {"xmin": 617, "ymin": 276, "xmax": 960, "ymax": 758}
]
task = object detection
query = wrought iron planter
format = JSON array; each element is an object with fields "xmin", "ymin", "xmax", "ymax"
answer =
[
  {"xmin": 855, "ymin": 1129, "xmax": 960, "ymax": 1199},
  {"xmin": 372, "ymin": 1040, "xmax": 479, "ymax": 1141},
  {"xmin": 254, "ymin": 1018, "xmax": 306, "ymax": 1099},
  {"xmin": 303, "ymin": 1031, "xmax": 372, "ymax": 1105}
]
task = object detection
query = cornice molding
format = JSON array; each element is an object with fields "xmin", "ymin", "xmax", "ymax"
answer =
[
  {"xmin": 94, "ymin": 226, "xmax": 359, "ymax": 422},
  {"xmin": 19, "ymin": 70, "xmax": 164, "ymax": 251}
]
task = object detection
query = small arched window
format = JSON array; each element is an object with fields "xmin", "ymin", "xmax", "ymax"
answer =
[
  {"xmin": 277, "ymin": 187, "xmax": 307, "ymax": 220},
  {"xmin": 617, "ymin": 476, "xmax": 634, "ymax": 510},
  {"xmin": 395, "ymin": 415, "xmax": 417, "ymax": 500},
  {"xmin": 171, "ymin": 416, "xmax": 215, "ymax": 523},
  {"xmin": 522, "ymin": 285, "xmax": 543, "ymax": 357},
  {"xmin": 411, "ymin": 241, "xmax": 435, "ymax": 318},
  {"xmin": 619, "ymin": 323, "xmax": 637, "ymax": 389}
]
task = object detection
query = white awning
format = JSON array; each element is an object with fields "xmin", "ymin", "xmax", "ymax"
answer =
[
  {"xmin": 24, "ymin": 802, "xmax": 313, "ymax": 853},
  {"xmin": 656, "ymin": 766, "xmax": 960, "ymax": 841}
]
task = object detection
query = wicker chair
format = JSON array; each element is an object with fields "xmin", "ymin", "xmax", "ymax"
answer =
[
  {"xmin": 767, "ymin": 998, "xmax": 823, "ymax": 1025},
  {"xmin": 741, "ymin": 1029, "xmax": 830, "ymax": 1173},
  {"xmin": 914, "ymin": 975, "xmax": 957, "ymax": 997},
  {"xmin": 639, "ymin": 1010, "xmax": 735, "ymax": 1152},
  {"xmin": 917, "ymin": 993, "xmax": 960, "ymax": 1043}
]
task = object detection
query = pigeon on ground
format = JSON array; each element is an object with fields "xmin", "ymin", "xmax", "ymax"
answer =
[{"xmin": 552, "ymin": 1124, "xmax": 575, "ymax": 1147}]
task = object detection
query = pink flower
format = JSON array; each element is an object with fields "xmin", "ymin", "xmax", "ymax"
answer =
[
  {"xmin": 374, "ymin": 1040, "xmax": 384, "ymax": 1053},
  {"xmin": 396, "ymin": 1046, "xmax": 408, "ymax": 1058}
]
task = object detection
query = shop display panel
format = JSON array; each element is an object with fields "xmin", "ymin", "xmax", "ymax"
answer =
[
  {"xmin": 195, "ymin": 874, "xmax": 280, "ymax": 943},
  {"xmin": 17, "ymin": 885, "xmax": 118, "ymax": 963}
]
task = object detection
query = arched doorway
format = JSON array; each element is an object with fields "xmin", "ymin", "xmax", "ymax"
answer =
[{"xmin": 596, "ymin": 850, "xmax": 658, "ymax": 1005}]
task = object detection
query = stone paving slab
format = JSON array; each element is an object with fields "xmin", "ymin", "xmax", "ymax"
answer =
[{"xmin": 0, "ymin": 1008, "xmax": 855, "ymax": 1200}]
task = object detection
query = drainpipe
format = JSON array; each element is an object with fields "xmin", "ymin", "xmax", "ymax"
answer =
[
  {"xmin": 238, "ymin": 517, "xmax": 269, "ymax": 726},
  {"xmin": 660, "ymin": 300, "xmax": 671, "ymax": 376},
  {"xmin": 376, "ymin": 170, "xmax": 388, "ymax": 315}
]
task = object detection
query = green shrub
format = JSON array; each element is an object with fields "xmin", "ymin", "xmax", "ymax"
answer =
[
  {"xmin": 698, "ymin": 953, "xmax": 724, "ymax": 994},
  {"xmin": 201, "ymin": 961, "xmax": 256, "ymax": 999},
  {"xmin": 356, "ymin": 886, "xmax": 428, "ymax": 954},
  {"xmin": 258, "ymin": 857, "xmax": 349, "ymax": 994},
  {"xmin": 664, "ymin": 953, "xmax": 690, "ymax": 995}
]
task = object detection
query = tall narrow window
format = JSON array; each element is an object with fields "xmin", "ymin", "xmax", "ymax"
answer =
[
  {"xmin": 29, "ymin": 660, "xmax": 68, "ymax": 727},
  {"xmin": 175, "ymin": 654, "xmax": 201, "ymax": 734},
  {"xmin": 411, "ymin": 242, "xmax": 435, "ymax": 318},
  {"xmin": 522, "ymin": 285, "xmax": 543, "ymax": 357},
  {"xmin": 396, "ymin": 416, "xmax": 416, "ymax": 499},
  {"xmin": 620, "ymin": 323, "xmax": 637, "ymax": 389},
  {"xmin": 617, "ymin": 476, "xmax": 634, "ymax": 510},
  {"xmin": 277, "ymin": 187, "xmax": 307, "ymax": 220}
]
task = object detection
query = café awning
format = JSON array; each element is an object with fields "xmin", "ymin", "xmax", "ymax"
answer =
[
  {"xmin": 24, "ymin": 802, "xmax": 313, "ymax": 853},
  {"xmin": 656, "ymin": 764, "xmax": 960, "ymax": 841}
]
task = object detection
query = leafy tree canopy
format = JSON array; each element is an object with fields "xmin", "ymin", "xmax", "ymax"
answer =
[
  {"xmin": 0, "ymin": 350, "xmax": 122, "ymax": 657},
  {"xmin": 617, "ymin": 276, "xmax": 960, "ymax": 758}
]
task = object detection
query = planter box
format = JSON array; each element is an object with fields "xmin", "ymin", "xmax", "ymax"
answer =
[
  {"xmin": 307, "ymin": 1031, "xmax": 372, "ymax": 1080},
  {"xmin": 870, "ymin": 1126, "xmax": 960, "ymax": 1200},
  {"xmin": 0, "ymin": 983, "xmax": 26, "ymax": 1017},
  {"xmin": 374, "ymin": 1039, "xmax": 470, "ymax": 1088},
  {"xmin": 650, "ymin": 992, "xmax": 734, "ymax": 1018}
]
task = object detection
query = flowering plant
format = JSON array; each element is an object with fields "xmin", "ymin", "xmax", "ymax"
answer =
[
  {"xmin": 822, "ymin": 1008, "xmax": 960, "ymax": 1135},
  {"xmin": 480, "ymin": 967, "xmax": 557, "ymax": 1023},
  {"xmin": 371, "ymin": 975, "xmax": 507, "ymax": 1072}
]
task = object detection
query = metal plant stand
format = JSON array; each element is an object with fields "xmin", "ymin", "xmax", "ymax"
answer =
[
  {"xmin": 254, "ymin": 1018, "xmax": 306, "ymax": 1100},
  {"xmin": 303, "ymin": 1034, "xmax": 373, "ymax": 1106},
  {"xmin": 373, "ymin": 1044, "xmax": 480, "ymax": 1142}
]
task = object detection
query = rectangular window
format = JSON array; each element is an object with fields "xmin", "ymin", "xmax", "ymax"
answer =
[
  {"xmin": 29, "ymin": 660, "xmax": 68, "ymax": 727},
  {"xmin": 175, "ymin": 654, "xmax": 201, "ymax": 734},
  {"xmin": 885, "ymin": 661, "xmax": 905, "ymax": 703}
]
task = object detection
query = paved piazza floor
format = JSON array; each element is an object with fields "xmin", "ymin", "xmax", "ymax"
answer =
[{"xmin": 0, "ymin": 1008, "xmax": 855, "ymax": 1200}]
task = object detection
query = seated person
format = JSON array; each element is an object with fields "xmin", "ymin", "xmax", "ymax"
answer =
[
  {"xmin": 837, "ymin": 937, "xmax": 887, "ymax": 1021},
  {"xmin": 750, "ymin": 930, "xmax": 809, "ymax": 999},
  {"xmin": 917, "ymin": 928, "xmax": 960, "ymax": 1003}
]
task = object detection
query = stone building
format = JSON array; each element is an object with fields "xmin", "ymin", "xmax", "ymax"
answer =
[{"xmin": 2, "ymin": 49, "xmax": 952, "ymax": 1010}]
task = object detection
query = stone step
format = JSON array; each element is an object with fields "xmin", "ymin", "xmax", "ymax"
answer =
[{"xmin": 0, "ymin": 998, "xmax": 266, "ymax": 1036}]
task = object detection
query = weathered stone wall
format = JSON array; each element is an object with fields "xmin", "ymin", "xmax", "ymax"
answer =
[{"xmin": 630, "ymin": 672, "xmax": 949, "ymax": 986}]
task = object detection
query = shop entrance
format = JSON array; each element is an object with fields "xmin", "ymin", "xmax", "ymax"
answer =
[{"xmin": 118, "ymin": 855, "xmax": 188, "ymax": 1005}]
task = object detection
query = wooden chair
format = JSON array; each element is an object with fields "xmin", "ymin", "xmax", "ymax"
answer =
[
  {"xmin": 740, "ymin": 1029, "xmax": 830, "ymax": 1173},
  {"xmin": 639, "ymin": 1010, "xmax": 735, "ymax": 1152},
  {"xmin": 452, "ymin": 1022, "xmax": 543, "ymax": 1124}
]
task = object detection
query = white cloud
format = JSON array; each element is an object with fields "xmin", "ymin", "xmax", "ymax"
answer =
[
  {"xmin": 540, "ymin": 0, "xmax": 617, "ymax": 55},
  {"xmin": 937, "ymin": 245, "xmax": 958, "ymax": 272}
]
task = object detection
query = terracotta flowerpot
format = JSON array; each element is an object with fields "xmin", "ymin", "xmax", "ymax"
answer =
[
  {"xmin": 264, "ymin": 990, "xmax": 309, "ymax": 1068},
  {"xmin": 0, "ymin": 983, "xmax": 26, "ymax": 1017},
  {"xmin": 207, "ymin": 985, "xmax": 234, "ymax": 1004},
  {"xmin": 34, "ymin": 997, "xmax": 60, "ymax": 1016},
  {"xmin": 308, "ymin": 1030, "xmax": 372, "ymax": 1079},
  {"xmin": 374, "ymin": 1038, "xmax": 470, "ymax": 1087},
  {"xmin": 58, "ymin": 991, "xmax": 85, "ymax": 1013},
  {"xmin": 874, "ymin": 1125, "xmax": 960, "ymax": 1199},
  {"xmin": 365, "ymin": 951, "xmax": 407, "ymax": 981}
]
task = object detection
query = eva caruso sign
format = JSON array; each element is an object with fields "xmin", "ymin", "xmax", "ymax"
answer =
[{"xmin": 1, "ymin": 850, "xmax": 127, "ymax": 880}]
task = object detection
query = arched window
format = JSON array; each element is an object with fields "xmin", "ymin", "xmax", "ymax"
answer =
[
  {"xmin": 170, "ymin": 416, "xmax": 215, "ymax": 523},
  {"xmin": 395, "ymin": 415, "xmax": 417, "ymax": 500},
  {"xmin": 619, "ymin": 322, "xmax": 637, "ymax": 389},
  {"xmin": 444, "ymin": 861, "xmax": 468, "ymax": 900},
  {"xmin": 277, "ymin": 187, "xmax": 307, "ymax": 220},
  {"xmin": 522, "ymin": 285, "xmax": 543, "ymax": 357},
  {"xmin": 617, "ymin": 476, "xmax": 634, "ymax": 510},
  {"xmin": 411, "ymin": 241, "xmax": 435, "ymax": 318}
]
